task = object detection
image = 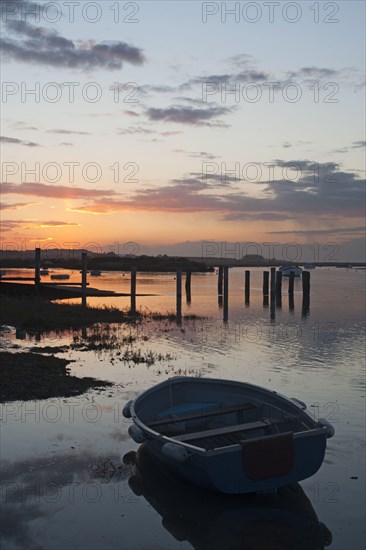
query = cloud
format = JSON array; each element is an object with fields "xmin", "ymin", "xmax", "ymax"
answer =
[
  {"xmin": 267, "ymin": 226, "xmax": 365, "ymax": 236},
  {"xmin": 330, "ymin": 140, "xmax": 366, "ymax": 154},
  {"xmin": 38, "ymin": 220, "xmax": 80, "ymax": 227},
  {"xmin": 1, "ymin": 182, "xmax": 118, "ymax": 199},
  {"xmin": 0, "ymin": 201, "xmax": 39, "ymax": 211},
  {"xmin": 173, "ymin": 61, "xmax": 362, "ymax": 100},
  {"xmin": 47, "ymin": 129, "xmax": 91, "ymax": 135},
  {"xmin": 173, "ymin": 149, "xmax": 220, "ymax": 160},
  {"xmin": 142, "ymin": 84, "xmax": 177, "ymax": 94},
  {"xmin": 123, "ymin": 110, "xmax": 140, "ymax": 117},
  {"xmin": 0, "ymin": 219, "xmax": 80, "ymax": 232},
  {"xmin": 66, "ymin": 162, "xmax": 365, "ymax": 224},
  {"xmin": 1, "ymin": 19, "xmax": 145, "ymax": 70},
  {"xmin": 0, "ymin": 135, "xmax": 40, "ymax": 147},
  {"xmin": 285, "ymin": 66, "xmax": 363, "ymax": 87},
  {"xmin": 117, "ymin": 126, "xmax": 154, "ymax": 135},
  {"xmin": 145, "ymin": 105, "xmax": 232, "ymax": 126},
  {"xmin": 236, "ymin": 70, "xmax": 269, "ymax": 82},
  {"xmin": 223, "ymin": 212, "xmax": 294, "ymax": 221},
  {"xmin": 226, "ymin": 53, "xmax": 256, "ymax": 68},
  {"xmin": 286, "ymin": 66, "xmax": 339, "ymax": 79},
  {"xmin": 160, "ymin": 131, "xmax": 184, "ymax": 137},
  {"xmin": 11, "ymin": 121, "xmax": 39, "ymax": 131}
]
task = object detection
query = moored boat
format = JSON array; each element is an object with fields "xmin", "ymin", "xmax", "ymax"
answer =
[
  {"xmin": 279, "ymin": 265, "xmax": 303, "ymax": 277},
  {"xmin": 90, "ymin": 270, "xmax": 102, "ymax": 276},
  {"xmin": 50, "ymin": 273, "xmax": 70, "ymax": 280},
  {"xmin": 123, "ymin": 377, "xmax": 334, "ymax": 494}
]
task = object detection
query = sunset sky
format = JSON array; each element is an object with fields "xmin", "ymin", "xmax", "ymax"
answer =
[{"xmin": 1, "ymin": 0, "xmax": 365, "ymax": 261}]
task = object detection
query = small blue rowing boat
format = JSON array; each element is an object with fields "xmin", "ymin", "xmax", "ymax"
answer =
[{"xmin": 123, "ymin": 377, "xmax": 334, "ymax": 494}]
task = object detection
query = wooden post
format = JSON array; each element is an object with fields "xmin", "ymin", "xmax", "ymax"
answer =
[
  {"xmin": 302, "ymin": 270, "xmax": 310, "ymax": 316},
  {"xmin": 223, "ymin": 266, "xmax": 229, "ymax": 321},
  {"xmin": 218, "ymin": 266, "xmax": 223, "ymax": 296},
  {"xmin": 130, "ymin": 267, "xmax": 136, "ymax": 316},
  {"xmin": 275, "ymin": 270, "xmax": 282, "ymax": 296},
  {"xmin": 302, "ymin": 271, "xmax": 310, "ymax": 296},
  {"xmin": 81, "ymin": 251, "xmax": 87, "ymax": 308},
  {"xmin": 275, "ymin": 270, "xmax": 282, "ymax": 308},
  {"xmin": 245, "ymin": 270, "xmax": 250, "ymax": 305},
  {"xmin": 289, "ymin": 294, "xmax": 295, "ymax": 312},
  {"xmin": 263, "ymin": 271, "xmax": 269, "ymax": 296},
  {"xmin": 176, "ymin": 269, "xmax": 182, "ymax": 323},
  {"xmin": 185, "ymin": 271, "xmax": 191, "ymax": 304},
  {"xmin": 35, "ymin": 247, "xmax": 41, "ymax": 290},
  {"xmin": 288, "ymin": 271, "xmax": 295, "ymax": 296},
  {"xmin": 270, "ymin": 267, "xmax": 276, "ymax": 296}
]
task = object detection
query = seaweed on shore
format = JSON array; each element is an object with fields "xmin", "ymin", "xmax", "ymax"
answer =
[{"xmin": 0, "ymin": 351, "xmax": 112, "ymax": 403}]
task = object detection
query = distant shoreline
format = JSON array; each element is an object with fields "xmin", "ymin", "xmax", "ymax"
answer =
[{"xmin": 1, "ymin": 253, "xmax": 365, "ymax": 271}]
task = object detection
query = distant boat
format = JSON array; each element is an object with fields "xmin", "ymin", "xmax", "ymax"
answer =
[
  {"xmin": 90, "ymin": 270, "xmax": 102, "ymax": 276},
  {"xmin": 304, "ymin": 263, "xmax": 315, "ymax": 270},
  {"xmin": 40, "ymin": 268, "xmax": 49, "ymax": 276},
  {"xmin": 50, "ymin": 274, "xmax": 70, "ymax": 280},
  {"xmin": 279, "ymin": 265, "xmax": 302, "ymax": 277},
  {"xmin": 123, "ymin": 377, "xmax": 334, "ymax": 494}
]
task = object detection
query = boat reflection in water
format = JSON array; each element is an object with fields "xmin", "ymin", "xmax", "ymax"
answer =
[{"xmin": 125, "ymin": 445, "xmax": 332, "ymax": 550}]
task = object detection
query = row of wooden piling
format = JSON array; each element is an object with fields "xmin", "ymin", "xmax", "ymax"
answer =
[
  {"xmin": 5, "ymin": 248, "xmax": 310, "ymax": 318},
  {"xmin": 173, "ymin": 266, "xmax": 310, "ymax": 321},
  {"xmin": 215, "ymin": 266, "xmax": 310, "ymax": 298}
]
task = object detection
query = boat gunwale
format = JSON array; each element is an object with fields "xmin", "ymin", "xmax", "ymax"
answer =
[
  {"xmin": 132, "ymin": 421, "xmax": 328, "ymax": 456},
  {"xmin": 187, "ymin": 426, "xmax": 328, "ymax": 455},
  {"xmin": 130, "ymin": 377, "xmax": 326, "ymax": 455}
]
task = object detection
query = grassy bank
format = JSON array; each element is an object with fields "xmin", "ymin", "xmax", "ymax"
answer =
[
  {"xmin": 0, "ymin": 352, "xmax": 112, "ymax": 402},
  {"xmin": 0, "ymin": 296, "xmax": 129, "ymax": 330},
  {"xmin": 0, "ymin": 297, "xmax": 204, "ymax": 331}
]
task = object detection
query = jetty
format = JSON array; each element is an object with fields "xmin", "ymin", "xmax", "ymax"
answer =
[
  {"xmin": 0, "ymin": 249, "xmax": 155, "ymax": 309},
  {"xmin": 1, "ymin": 248, "xmax": 313, "ymax": 319}
]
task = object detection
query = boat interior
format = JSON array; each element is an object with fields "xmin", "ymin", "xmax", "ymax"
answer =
[{"xmin": 147, "ymin": 401, "xmax": 312, "ymax": 451}]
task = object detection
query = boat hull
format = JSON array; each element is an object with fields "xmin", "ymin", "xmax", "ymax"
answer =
[
  {"xmin": 141, "ymin": 428, "xmax": 326, "ymax": 494},
  {"xmin": 279, "ymin": 266, "xmax": 302, "ymax": 277},
  {"xmin": 126, "ymin": 377, "xmax": 332, "ymax": 494}
]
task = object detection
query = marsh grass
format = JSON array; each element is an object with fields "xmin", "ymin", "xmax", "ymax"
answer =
[
  {"xmin": 70, "ymin": 324, "xmax": 174, "ymax": 365},
  {"xmin": 0, "ymin": 297, "xmax": 205, "ymax": 332},
  {"xmin": 0, "ymin": 296, "xmax": 128, "ymax": 330}
]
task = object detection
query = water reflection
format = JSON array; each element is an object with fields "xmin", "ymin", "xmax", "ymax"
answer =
[
  {"xmin": 0, "ymin": 450, "xmax": 132, "ymax": 550},
  {"xmin": 126, "ymin": 445, "xmax": 332, "ymax": 550}
]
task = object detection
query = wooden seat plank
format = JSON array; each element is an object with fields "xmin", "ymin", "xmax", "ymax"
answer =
[
  {"xmin": 174, "ymin": 415, "xmax": 300, "ymax": 443},
  {"xmin": 148, "ymin": 402, "xmax": 257, "ymax": 428},
  {"xmin": 175, "ymin": 420, "xmax": 269, "ymax": 442}
]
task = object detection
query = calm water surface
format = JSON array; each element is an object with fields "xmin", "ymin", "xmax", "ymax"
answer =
[{"xmin": 1, "ymin": 268, "xmax": 365, "ymax": 549}]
